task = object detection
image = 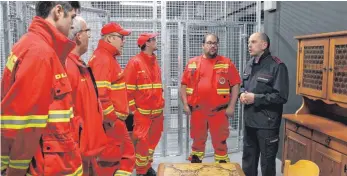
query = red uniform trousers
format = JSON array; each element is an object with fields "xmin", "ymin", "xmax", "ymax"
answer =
[
  {"xmin": 93, "ymin": 119, "xmax": 135, "ymax": 176},
  {"xmin": 132, "ymin": 111, "xmax": 163, "ymax": 174},
  {"xmin": 189, "ymin": 109, "xmax": 230, "ymax": 163}
]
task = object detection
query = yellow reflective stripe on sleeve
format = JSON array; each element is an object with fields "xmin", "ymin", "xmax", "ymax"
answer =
[
  {"xmin": 137, "ymin": 108, "xmax": 163, "ymax": 115},
  {"xmin": 5, "ymin": 52, "xmax": 18, "ymax": 72},
  {"xmin": 114, "ymin": 170, "xmax": 132, "ymax": 176},
  {"xmin": 126, "ymin": 84, "xmax": 136, "ymax": 90},
  {"xmin": 66, "ymin": 164, "xmax": 83, "ymax": 176},
  {"xmin": 1, "ymin": 165, "xmax": 7, "ymax": 171},
  {"xmin": 137, "ymin": 84, "xmax": 153, "ymax": 90},
  {"xmin": 152, "ymin": 84, "xmax": 162, "ymax": 89},
  {"xmin": 148, "ymin": 149, "xmax": 154, "ymax": 154},
  {"xmin": 217, "ymin": 89, "xmax": 230, "ymax": 95},
  {"xmin": 135, "ymin": 160, "xmax": 148, "ymax": 167},
  {"xmin": 186, "ymin": 88, "xmax": 193, "ymax": 95},
  {"xmin": 135, "ymin": 154, "xmax": 148, "ymax": 161},
  {"xmin": 47, "ymin": 107, "xmax": 73, "ymax": 123},
  {"xmin": 214, "ymin": 64, "xmax": 229, "ymax": 69},
  {"xmin": 129, "ymin": 99, "xmax": 135, "ymax": 106},
  {"xmin": 96, "ymin": 81, "xmax": 111, "ymax": 89},
  {"xmin": 1, "ymin": 115, "xmax": 48, "ymax": 129},
  {"xmin": 1, "ymin": 156, "xmax": 9, "ymax": 169},
  {"xmin": 111, "ymin": 82, "xmax": 126, "ymax": 90},
  {"xmin": 103, "ymin": 105, "xmax": 115, "ymax": 116},
  {"xmin": 9, "ymin": 159, "xmax": 31, "ymax": 170}
]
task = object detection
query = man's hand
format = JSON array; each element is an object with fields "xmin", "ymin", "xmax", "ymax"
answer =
[
  {"xmin": 240, "ymin": 93, "xmax": 247, "ymax": 104},
  {"xmin": 183, "ymin": 104, "xmax": 191, "ymax": 115},
  {"xmin": 243, "ymin": 91, "xmax": 255, "ymax": 105},
  {"xmin": 225, "ymin": 106, "xmax": 235, "ymax": 119}
]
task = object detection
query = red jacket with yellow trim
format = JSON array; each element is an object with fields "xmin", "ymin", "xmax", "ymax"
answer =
[
  {"xmin": 181, "ymin": 55, "xmax": 241, "ymax": 109},
  {"xmin": 88, "ymin": 40, "xmax": 129, "ymax": 121},
  {"xmin": 124, "ymin": 52, "xmax": 164, "ymax": 115},
  {"xmin": 66, "ymin": 53, "xmax": 108, "ymax": 158},
  {"xmin": 1, "ymin": 16, "xmax": 76, "ymax": 175}
]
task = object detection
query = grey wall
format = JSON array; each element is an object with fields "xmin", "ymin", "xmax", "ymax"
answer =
[{"xmin": 264, "ymin": 1, "xmax": 347, "ymax": 160}]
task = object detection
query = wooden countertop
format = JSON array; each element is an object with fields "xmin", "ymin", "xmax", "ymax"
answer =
[{"xmin": 283, "ymin": 114, "xmax": 347, "ymax": 142}]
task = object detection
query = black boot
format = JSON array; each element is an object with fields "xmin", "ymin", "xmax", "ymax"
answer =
[
  {"xmin": 146, "ymin": 167, "xmax": 157, "ymax": 176},
  {"xmin": 219, "ymin": 160, "xmax": 227, "ymax": 163},
  {"xmin": 191, "ymin": 155, "xmax": 202, "ymax": 163}
]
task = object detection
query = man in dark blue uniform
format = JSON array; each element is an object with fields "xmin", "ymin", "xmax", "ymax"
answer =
[{"xmin": 240, "ymin": 32, "xmax": 289, "ymax": 176}]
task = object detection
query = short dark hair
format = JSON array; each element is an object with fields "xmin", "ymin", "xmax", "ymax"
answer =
[
  {"xmin": 35, "ymin": 1, "xmax": 81, "ymax": 18},
  {"xmin": 202, "ymin": 33, "xmax": 219, "ymax": 44},
  {"xmin": 140, "ymin": 44, "xmax": 146, "ymax": 51},
  {"xmin": 260, "ymin": 33, "xmax": 270, "ymax": 49}
]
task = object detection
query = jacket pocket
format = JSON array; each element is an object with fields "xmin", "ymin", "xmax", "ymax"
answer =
[{"xmin": 265, "ymin": 135, "xmax": 279, "ymax": 158}]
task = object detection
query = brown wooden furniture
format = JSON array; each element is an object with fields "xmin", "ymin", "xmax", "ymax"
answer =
[
  {"xmin": 282, "ymin": 31, "xmax": 347, "ymax": 176},
  {"xmin": 157, "ymin": 163, "xmax": 245, "ymax": 176}
]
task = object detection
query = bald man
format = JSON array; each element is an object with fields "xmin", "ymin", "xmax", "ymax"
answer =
[
  {"xmin": 66, "ymin": 16, "xmax": 108, "ymax": 175},
  {"xmin": 240, "ymin": 32, "xmax": 289, "ymax": 176}
]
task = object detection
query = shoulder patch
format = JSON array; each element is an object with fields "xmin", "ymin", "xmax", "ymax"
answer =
[
  {"xmin": 188, "ymin": 62, "xmax": 197, "ymax": 69},
  {"xmin": 272, "ymin": 56, "xmax": 283, "ymax": 64}
]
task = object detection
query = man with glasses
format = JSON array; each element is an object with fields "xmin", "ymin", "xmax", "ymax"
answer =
[
  {"xmin": 88, "ymin": 22, "xmax": 135, "ymax": 176},
  {"xmin": 123, "ymin": 33, "xmax": 163, "ymax": 176},
  {"xmin": 66, "ymin": 16, "xmax": 108, "ymax": 175},
  {"xmin": 180, "ymin": 33, "xmax": 241, "ymax": 163}
]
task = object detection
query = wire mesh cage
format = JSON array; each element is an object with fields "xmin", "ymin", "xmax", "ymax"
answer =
[{"xmin": 0, "ymin": 1, "xmax": 262, "ymax": 158}]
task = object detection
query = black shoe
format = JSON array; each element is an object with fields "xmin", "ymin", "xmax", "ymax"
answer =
[
  {"xmin": 219, "ymin": 160, "xmax": 227, "ymax": 163},
  {"xmin": 191, "ymin": 155, "xmax": 202, "ymax": 163},
  {"xmin": 146, "ymin": 167, "xmax": 157, "ymax": 176}
]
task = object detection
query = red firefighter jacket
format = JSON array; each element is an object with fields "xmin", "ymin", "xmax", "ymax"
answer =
[
  {"xmin": 181, "ymin": 55, "xmax": 241, "ymax": 109},
  {"xmin": 1, "ymin": 16, "xmax": 76, "ymax": 175},
  {"xmin": 124, "ymin": 52, "xmax": 164, "ymax": 116},
  {"xmin": 88, "ymin": 40, "xmax": 129, "ymax": 122},
  {"xmin": 66, "ymin": 53, "xmax": 108, "ymax": 158}
]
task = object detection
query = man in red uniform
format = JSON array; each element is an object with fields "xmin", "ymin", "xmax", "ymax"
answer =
[
  {"xmin": 1, "ymin": 2, "xmax": 82, "ymax": 176},
  {"xmin": 66, "ymin": 16, "xmax": 109, "ymax": 175},
  {"xmin": 180, "ymin": 33, "xmax": 241, "ymax": 163},
  {"xmin": 88, "ymin": 22, "xmax": 135, "ymax": 176},
  {"xmin": 124, "ymin": 33, "xmax": 164, "ymax": 176}
]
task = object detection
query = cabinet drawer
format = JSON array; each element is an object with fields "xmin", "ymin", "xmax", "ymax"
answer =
[
  {"xmin": 313, "ymin": 131, "xmax": 347, "ymax": 155},
  {"xmin": 286, "ymin": 120, "xmax": 312, "ymax": 139}
]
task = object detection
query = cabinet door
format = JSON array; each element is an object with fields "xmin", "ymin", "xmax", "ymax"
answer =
[
  {"xmin": 282, "ymin": 129, "xmax": 311, "ymax": 170},
  {"xmin": 328, "ymin": 36, "xmax": 347, "ymax": 103},
  {"xmin": 298, "ymin": 39, "xmax": 329, "ymax": 98},
  {"xmin": 311, "ymin": 141, "xmax": 343, "ymax": 176},
  {"xmin": 341, "ymin": 155, "xmax": 347, "ymax": 176}
]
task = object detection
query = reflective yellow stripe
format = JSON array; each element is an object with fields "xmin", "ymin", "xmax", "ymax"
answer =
[
  {"xmin": 47, "ymin": 108, "xmax": 73, "ymax": 123},
  {"xmin": 186, "ymin": 88, "xmax": 193, "ymax": 95},
  {"xmin": 188, "ymin": 62, "xmax": 197, "ymax": 69},
  {"xmin": 5, "ymin": 52, "xmax": 18, "ymax": 72},
  {"xmin": 214, "ymin": 64, "xmax": 229, "ymax": 69},
  {"xmin": 96, "ymin": 81, "xmax": 111, "ymax": 89},
  {"xmin": 129, "ymin": 99, "xmax": 135, "ymax": 106},
  {"xmin": 217, "ymin": 89, "xmax": 230, "ymax": 95},
  {"xmin": 215, "ymin": 154, "xmax": 228, "ymax": 159},
  {"xmin": 135, "ymin": 154, "xmax": 148, "ymax": 161},
  {"xmin": 126, "ymin": 84, "xmax": 136, "ymax": 90},
  {"xmin": 1, "ymin": 165, "xmax": 7, "ymax": 171},
  {"xmin": 1, "ymin": 156, "xmax": 9, "ymax": 170},
  {"xmin": 114, "ymin": 170, "xmax": 132, "ymax": 176},
  {"xmin": 1, "ymin": 115, "xmax": 48, "ymax": 129},
  {"xmin": 116, "ymin": 112, "xmax": 127, "ymax": 120},
  {"xmin": 111, "ymin": 82, "xmax": 126, "ymax": 90},
  {"xmin": 9, "ymin": 159, "xmax": 31, "ymax": 170},
  {"xmin": 152, "ymin": 84, "xmax": 162, "ymax": 88},
  {"xmin": 137, "ymin": 108, "xmax": 163, "ymax": 115},
  {"xmin": 137, "ymin": 84, "xmax": 153, "ymax": 90},
  {"xmin": 103, "ymin": 105, "xmax": 114, "ymax": 116},
  {"xmin": 66, "ymin": 164, "xmax": 83, "ymax": 176},
  {"xmin": 148, "ymin": 149, "xmax": 154, "ymax": 154},
  {"xmin": 135, "ymin": 160, "xmax": 148, "ymax": 167}
]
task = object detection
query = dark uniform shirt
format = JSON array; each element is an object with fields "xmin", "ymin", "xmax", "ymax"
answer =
[{"xmin": 240, "ymin": 51, "xmax": 289, "ymax": 129}]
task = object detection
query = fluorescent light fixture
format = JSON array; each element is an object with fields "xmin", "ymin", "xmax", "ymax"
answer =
[{"xmin": 119, "ymin": 2, "xmax": 160, "ymax": 7}]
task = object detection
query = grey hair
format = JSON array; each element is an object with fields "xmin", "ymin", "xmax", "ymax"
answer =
[{"xmin": 68, "ymin": 16, "xmax": 85, "ymax": 40}]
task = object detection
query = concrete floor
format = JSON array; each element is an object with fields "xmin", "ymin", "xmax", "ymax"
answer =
[{"xmin": 131, "ymin": 152, "xmax": 283, "ymax": 176}]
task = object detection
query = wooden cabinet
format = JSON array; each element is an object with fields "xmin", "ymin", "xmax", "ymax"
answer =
[
  {"xmin": 296, "ymin": 31, "xmax": 347, "ymax": 107},
  {"xmin": 284, "ymin": 31, "xmax": 347, "ymax": 175}
]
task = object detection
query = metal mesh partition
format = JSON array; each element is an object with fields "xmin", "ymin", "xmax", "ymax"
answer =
[
  {"xmin": 1, "ymin": 1, "xmax": 262, "ymax": 159},
  {"xmin": 0, "ymin": 2, "xmax": 5, "ymax": 77}
]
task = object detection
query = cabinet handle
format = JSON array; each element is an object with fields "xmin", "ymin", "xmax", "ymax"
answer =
[
  {"xmin": 295, "ymin": 124, "xmax": 300, "ymax": 132},
  {"xmin": 329, "ymin": 67, "xmax": 333, "ymax": 72},
  {"xmin": 325, "ymin": 137, "xmax": 331, "ymax": 146},
  {"xmin": 344, "ymin": 164, "xmax": 347, "ymax": 173},
  {"xmin": 323, "ymin": 67, "xmax": 327, "ymax": 72}
]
